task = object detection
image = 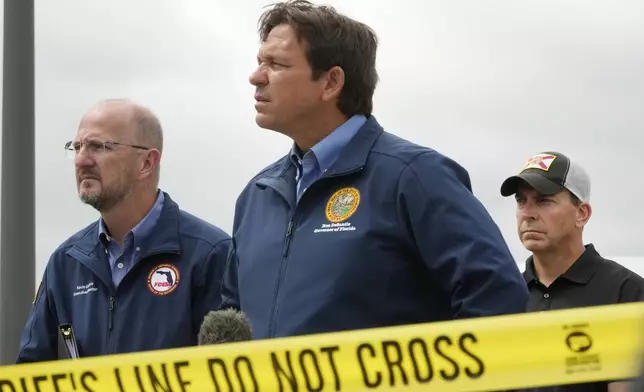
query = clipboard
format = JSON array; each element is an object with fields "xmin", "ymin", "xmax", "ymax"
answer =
[{"xmin": 57, "ymin": 324, "xmax": 80, "ymax": 360}]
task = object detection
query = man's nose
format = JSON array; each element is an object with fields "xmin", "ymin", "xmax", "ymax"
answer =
[
  {"xmin": 74, "ymin": 148, "xmax": 94, "ymax": 168},
  {"xmin": 249, "ymin": 67, "xmax": 267, "ymax": 87},
  {"xmin": 518, "ymin": 202, "xmax": 538, "ymax": 220}
]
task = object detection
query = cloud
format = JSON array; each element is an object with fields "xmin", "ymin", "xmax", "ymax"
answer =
[{"xmin": 24, "ymin": 0, "xmax": 644, "ymax": 282}]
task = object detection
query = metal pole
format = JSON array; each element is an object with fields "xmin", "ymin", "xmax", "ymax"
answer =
[{"xmin": 0, "ymin": 0, "xmax": 35, "ymax": 365}]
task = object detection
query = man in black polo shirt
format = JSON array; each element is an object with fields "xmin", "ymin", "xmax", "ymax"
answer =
[{"xmin": 500, "ymin": 151, "xmax": 644, "ymax": 392}]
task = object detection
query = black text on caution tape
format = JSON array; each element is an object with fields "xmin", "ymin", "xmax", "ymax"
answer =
[{"xmin": 0, "ymin": 332, "xmax": 484, "ymax": 391}]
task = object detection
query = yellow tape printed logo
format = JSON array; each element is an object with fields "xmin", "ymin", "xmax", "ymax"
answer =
[
  {"xmin": 325, "ymin": 187, "xmax": 360, "ymax": 223},
  {"xmin": 147, "ymin": 264, "xmax": 180, "ymax": 296},
  {"xmin": 521, "ymin": 153, "xmax": 557, "ymax": 173},
  {"xmin": 563, "ymin": 323, "xmax": 600, "ymax": 374},
  {"xmin": 566, "ymin": 331, "xmax": 592, "ymax": 353}
]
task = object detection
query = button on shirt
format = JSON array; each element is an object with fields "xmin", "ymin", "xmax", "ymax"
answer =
[
  {"xmin": 289, "ymin": 115, "xmax": 367, "ymax": 202},
  {"xmin": 98, "ymin": 191, "xmax": 165, "ymax": 288}
]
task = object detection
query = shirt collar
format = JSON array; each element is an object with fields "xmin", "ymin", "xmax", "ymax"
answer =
[
  {"xmin": 289, "ymin": 114, "xmax": 366, "ymax": 173},
  {"xmin": 523, "ymin": 243, "xmax": 601, "ymax": 285},
  {"xmin": 98, "ymin": 190, "xmax": 165, "ymax": 247}
]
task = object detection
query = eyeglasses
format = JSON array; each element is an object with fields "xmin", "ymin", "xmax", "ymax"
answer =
[{"xmin": 64, "ymin": 140, "xmax": 149, "ymax": 159}]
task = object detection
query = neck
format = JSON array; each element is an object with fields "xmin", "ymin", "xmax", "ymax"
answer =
[
  {"xmin": 532, "ymin": 240, "xmax": 586, "ymax": 287},
  {"xmin": 101, "ymin": 188, "xmax": 158, "ymax": 246},
  {"xmin": 291, "ymin": 109, "xmax": 348, "ymax": 152}
]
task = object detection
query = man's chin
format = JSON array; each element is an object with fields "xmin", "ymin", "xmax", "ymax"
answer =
[
  {"xmin": 255, "ymin": 113, "xmax": 279, "ymax": 130},
  {"xmin": 522, "ymin": 239, "xmax": 548, "ymax": 252},
  {"xmin": 255, "ymin": 113, "xmax": 267, "ymax": 126},
  {"xmin": 79, "ymin": 193, "xmax": 102, "ymax": 210}
]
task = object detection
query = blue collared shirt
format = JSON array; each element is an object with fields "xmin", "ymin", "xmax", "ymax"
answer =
[
  {"xmin": 289, "ymin": 114, "xmax": 366, "ymax": 202},
  {"xmin": 98, "ymin": 191, "xmax": 165, "ymax": 288}
]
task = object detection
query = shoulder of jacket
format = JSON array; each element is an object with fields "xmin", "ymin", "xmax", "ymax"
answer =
[
  {"xmin": 51, "ymin": 220, "xmax": 98, "ymax": 256},
  {"xmin": 371, "ymin": 130, "xmax": 446, "ymax": 167},
  {"xmin": 175, "ymin": 208, "xmax": 231, "ymax": 249}
]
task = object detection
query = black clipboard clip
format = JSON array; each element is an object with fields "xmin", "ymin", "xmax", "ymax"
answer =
[{"xmin": 58, "ymin": 324, "xmax": 80, "ymax": 360}]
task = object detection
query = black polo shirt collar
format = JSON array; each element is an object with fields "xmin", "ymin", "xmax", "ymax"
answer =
[{"xmin": 523, "ymin": 243, "xmax": 600, "ymax": 286}]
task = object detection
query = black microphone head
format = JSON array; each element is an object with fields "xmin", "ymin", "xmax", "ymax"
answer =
[{"xmin": 198, "ymin": 308, "xmax": 252, "ymax": 345}]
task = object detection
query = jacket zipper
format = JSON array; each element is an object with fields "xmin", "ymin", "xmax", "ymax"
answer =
[
  {"xmin": 106, "ymin": 296, "xmax": 116, "ymax": 352},
  {"xmin": 104, "ymin": 249, "xmax": 179, "ymax": 354},
  {"xmin": 267, "ymin": 216, "xmax": 297, "ymax": 337},
  {"xmin": 283, "ymin": 220, "xmax": 295, "ymax": 257},
  {"xmin": 265, "ymin": 165, "xmax": 363, "ymax": 338}
]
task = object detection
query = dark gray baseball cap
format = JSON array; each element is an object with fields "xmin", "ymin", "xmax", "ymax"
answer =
[{"xmin": 500, "ymin": 151, "xmax": 591, "ymax": 202}]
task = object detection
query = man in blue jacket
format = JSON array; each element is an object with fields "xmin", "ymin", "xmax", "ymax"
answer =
[
  {"xmin": 17, "ymin": 99, "xmax": 230, "ymax": 362},
  {"xmin": 220, "ymin": 0, "xmax": 528, "ymax": 339}
]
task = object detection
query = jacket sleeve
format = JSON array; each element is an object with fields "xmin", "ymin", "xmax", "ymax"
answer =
[
  {"xmin": 218, "ymin": 237, "xmax": 241, "ymax": 311},
  {"xmin": 16, "ymin": 265, "xmax": 59, "ymax": 363},
  {"xmin": 396, "ymin": 150, "xmax": 529, "ymax": 319},
  {"xmin": 193, "ymin": 238, "xmax": 232, "ymax": 334}
]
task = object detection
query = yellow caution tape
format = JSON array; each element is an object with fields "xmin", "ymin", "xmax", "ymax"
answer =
[{"xmin": 1, "ymin": 303, "xmax": 644, "ymax": 391}]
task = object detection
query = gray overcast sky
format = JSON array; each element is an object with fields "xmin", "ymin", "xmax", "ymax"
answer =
[{"xmin": 4, "ymin": 0, "xmax": 644, "ymax": 281}]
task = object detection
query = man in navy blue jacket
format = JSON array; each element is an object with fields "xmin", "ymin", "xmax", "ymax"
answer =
[
  {"xmin": 16, "ymin": 99, "xmax": 230, "ymax": 362},
  {"xmin": 220, "ymin": 0, "xmax": 528, "ymax": 339}
]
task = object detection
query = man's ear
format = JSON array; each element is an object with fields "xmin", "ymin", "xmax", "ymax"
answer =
[
  {"xmin": 576, "ymin": 202, "xmax": 592, "ymax": 228},
  {"xmin": 140, "ymin": 148, "xmax": 161, "ymax": 179},
  {"xmin": 321, "ymin": 65, "xmax": 345, "ymax": 102}
]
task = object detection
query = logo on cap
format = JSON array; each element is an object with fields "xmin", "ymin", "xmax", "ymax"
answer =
[
  {"xmin": 147, "ymin": 264, "xmax": 180, "ymax": 296},
  {"xmin": 521, "ymin": 153, "xmax": 557, "ymax": 173}
]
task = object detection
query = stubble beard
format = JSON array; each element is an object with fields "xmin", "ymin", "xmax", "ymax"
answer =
[{"xmin": 79, "ymin": 177, "xmax": 133, "ymax": 213}]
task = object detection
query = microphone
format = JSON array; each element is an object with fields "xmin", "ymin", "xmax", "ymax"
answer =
[
  {"xmin": 198, "ymin": 308, "xmax": 252, "ymax": 345},
  {"xmin": 58, "ymin": 324, "xmax": 80, "ymax": 360}
]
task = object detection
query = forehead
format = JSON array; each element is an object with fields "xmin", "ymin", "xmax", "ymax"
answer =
[
  {"xmin": 258, "ymin": 24, "xmax": 304, "ymax": 59},
  {"xmin": 76, "ymin": 105, "xmax": 132, "ymax": 141},
  {"xmin": 516, "ymin": 188, "xmax": 547, "ymax": 198},
  {"xmin": 515, "ymin": 181, "xmax": 537, "ymax": 195}
]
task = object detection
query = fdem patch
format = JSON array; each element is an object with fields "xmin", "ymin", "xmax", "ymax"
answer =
[{"xmin": 147, "ymin": 264, "xmax": 180, "ymax": 296}]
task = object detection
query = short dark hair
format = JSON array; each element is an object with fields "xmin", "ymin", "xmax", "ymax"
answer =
[
  {"xmin": 569, "ymin": 191, "xmax": 581, "ymax": 206},
  {"xmin": 257, "ymin": 0, "xmax": 379, "ymax": 117}
]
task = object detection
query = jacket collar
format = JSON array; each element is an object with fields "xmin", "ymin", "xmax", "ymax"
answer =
[
  {"xmin": 259, "ymin": 115, "xmax": 384, "ymax": 184},
  {"xmin": 255, "ymin": 115, "xmax": 383, "ymax": 208},
  {"xmin": 323, "ymin": 114, "xmax": 383, "ymax": 177},
  {"xmin": 289, "ymin": 114, "xmax": 367, "ymax": 175},
  {"xmin": 68, "ymin": 191, "xmax": 182, "ymax": 259}
]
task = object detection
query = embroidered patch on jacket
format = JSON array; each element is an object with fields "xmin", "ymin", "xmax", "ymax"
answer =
[
  {"xmin": 325, "ymin": 187, "xmax": 361, "ymax": 223},
  {"xmin": 147, "ymin": 264, "xmax": 180, "ymax": 296},
  {"xmin": 521, "ymin": 153, "xmax": 557, "ymax": 172}
]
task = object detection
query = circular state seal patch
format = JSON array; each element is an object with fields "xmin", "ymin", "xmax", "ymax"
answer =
[
  {"xmin": 325, "ymin": 187, "xmax": 361, "ymax": 223},
  {"xmin": 147, "ymin": 264, "xmax": 180, "ymax": 296}
]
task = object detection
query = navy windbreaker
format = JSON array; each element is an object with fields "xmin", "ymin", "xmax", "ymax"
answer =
[
  {"xmin": 221, "ymin": 116, "xmax": 528, "ymax": 339},
  {"xmin": 17, "ymin": 192, "xmax": 230, "ymax": 363}
]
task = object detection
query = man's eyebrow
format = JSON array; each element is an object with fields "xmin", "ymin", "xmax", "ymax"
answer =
[{"xmin": 257, "ymin": 51, "xmax": 280, "ymax": 62}]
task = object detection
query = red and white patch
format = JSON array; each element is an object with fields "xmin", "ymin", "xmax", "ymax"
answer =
[
  {"xmin": 147, "ymin": 264, "xmax": 180, "ymax": 296},
  {"xmin": 521, "ymin": 153, "xmax": 557, "ymax": 172}
]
